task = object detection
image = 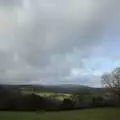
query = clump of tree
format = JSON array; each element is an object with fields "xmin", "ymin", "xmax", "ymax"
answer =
[
  {"xmin": 101, "ymin": 67, "xmax": 120, "ymax": 105},
  {"xmin": 0, "ymin": 86, "xmax": 61, "ymax": 111},
  {"xmin": 61, "ymin": 98, "xmax": 74, "ymax": 110}
]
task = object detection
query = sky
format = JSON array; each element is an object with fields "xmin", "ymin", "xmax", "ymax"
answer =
[{"xmin": 0, "ymin": 0, "xmax": 120, "ymax": 87}]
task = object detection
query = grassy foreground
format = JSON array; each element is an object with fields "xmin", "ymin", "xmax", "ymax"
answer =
[{"xmin": 0, "ymin": 108, "xmax": 120, "ymax": 120}]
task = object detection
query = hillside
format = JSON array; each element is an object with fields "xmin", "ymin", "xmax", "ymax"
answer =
[{"xmin": 0, "ymin": 84, "xmax": 105, "ymax": 95}]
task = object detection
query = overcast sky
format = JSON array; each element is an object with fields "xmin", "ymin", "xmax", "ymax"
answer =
[{"xmin": 0, "ymin": 0, "xmax": 120, "ymax": 87}]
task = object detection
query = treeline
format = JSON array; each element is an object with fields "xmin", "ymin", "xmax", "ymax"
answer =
[
  {"xmin": 0, "ymin": 85, "xmax": 119, "ymax": 112},
  {"xmin": 0, "ymin": 85, "xmax": 61, "ymax": 111}
]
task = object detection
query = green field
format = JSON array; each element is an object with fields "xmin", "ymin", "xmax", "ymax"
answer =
[
  {"xmin": 21, "ymin": 91, "xmax": 72, "ymax": 100},
  {"xmin": 0, "ymin": 108, "xmax": 120, "ymax": 120},
  {"xmin": 35, "ymin": 92, "xmax": 72, "ymax": 100}
]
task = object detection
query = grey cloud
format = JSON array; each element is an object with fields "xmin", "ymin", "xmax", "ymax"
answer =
[
  {"xmin": 0, "ymin": 0, "xmax": 120, "ymax": 86},
  {"xmin": 0, "ymin": 0, "xmax": 22, "ymax": 7},
  {"xmin": 13, "ymin": 0, "xmax": 120, "ymax": 64}
]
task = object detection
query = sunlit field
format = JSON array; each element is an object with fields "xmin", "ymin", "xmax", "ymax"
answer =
[
  {"xmin": 35, "ymin": 92, "xmax": 72, "ymax": 100},
  {"xmin": 21, "ymin": 91, "xmax": 72, "ymax": 101},
  {"xmin": 0, "ymin": 108, "xmax": 120, "ymax": 120}
]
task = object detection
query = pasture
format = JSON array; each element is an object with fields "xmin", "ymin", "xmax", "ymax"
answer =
[
  {"xmin": 21, "ymin": 90, "xmax": 72, "ymax": 101},
  {"xmin": 0, "ymin": 108, "xmax": 120, "ymax": 120},
  {"xmin": 35, "ymin": 92, "xmax": 72, "ymax": 100}
]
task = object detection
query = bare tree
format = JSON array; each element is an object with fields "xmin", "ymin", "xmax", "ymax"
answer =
[{"xmin": 101, "ymin": 67, "xmax": 120, "ymax": 98}]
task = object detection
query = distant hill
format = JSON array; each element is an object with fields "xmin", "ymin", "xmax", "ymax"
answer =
[{"xmin": 0, "ymin": 84, "xmax": 105, "ymax": 95}]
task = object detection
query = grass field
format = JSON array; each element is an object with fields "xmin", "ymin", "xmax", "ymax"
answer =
[
  {"xmin": 21, "ymin": 91, "xmax": 72, "ymax": 100},
  {"xmin": 35, "ymin": 92, "xmax": 72, "ymax": 100},
  {"xmin": 0, "ymin": 108, "xmax": 120, "ymax": 120}
]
